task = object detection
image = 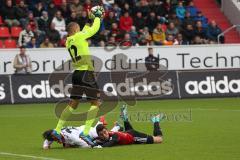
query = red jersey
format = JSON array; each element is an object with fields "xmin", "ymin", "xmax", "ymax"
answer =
[{"xmin": 101, "ymin": 131, "xmax": 134, "ymax": 147}]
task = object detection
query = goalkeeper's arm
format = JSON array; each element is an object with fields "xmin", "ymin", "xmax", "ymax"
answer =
[{"xmin": 81, "ymin": 17, "xmax": 101, "ymax": 39}]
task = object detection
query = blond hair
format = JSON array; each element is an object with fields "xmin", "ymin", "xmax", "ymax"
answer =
[{"xmin": 66, "ymin": 22, "xmax": 79, "ymax": 35}]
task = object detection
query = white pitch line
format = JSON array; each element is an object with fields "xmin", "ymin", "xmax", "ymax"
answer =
[{"xmin": 0, "ymin": 152, "xmax": 64, "ymax": 160}]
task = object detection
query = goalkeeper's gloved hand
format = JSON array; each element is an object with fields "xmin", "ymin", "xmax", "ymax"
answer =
[
  {"xmin": 89, "ymin": 6, "xmax": 104, "ymax": 19},
  {"xmin": 93, "ymin": 11, "xmax": 103, "ymax": 18}
]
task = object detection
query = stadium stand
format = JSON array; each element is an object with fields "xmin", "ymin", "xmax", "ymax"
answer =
[
  {"xmin": 11, "ymin": 26, "xmax": 23, "ymax": 38},
  {"xmin": 0, "ymin": 0, "xmax": 239, "ymax": 48},
  {"xmin": 0, "ymin": 26, "xmax": 11, "ymax": 38},
  {"xmin": 4, "ymin": 39, "xmax": 17, "ymax": 48},
  {"xmin": 0, "ymin": 40, "xmax": 3, "ymax": 48},
  {"xmin": 193, "ymin": 0, "xmax": 240, "ymax": 43}
]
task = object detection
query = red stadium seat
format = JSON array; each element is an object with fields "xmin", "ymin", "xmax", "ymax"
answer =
[
  {"xmin": 0, "ymin": 40, "xmax": 3, "ymax": 48},
  {"xmin": 11, "ymin": 27, "xmax": 23, "ymax": 38},
  {"xmin": 0, "ymin": 16, "xmax": 3, "ymax": 25},
  {"xmin": 53, "ymin": 0, "xmax": 62, "ymax": 6},
  {"xmin": 4, "ymin": 39, "xmax": 17, "ymax": 48},
  {"xmin": 0, "ymin": 27, "xmax": 10, "ymax": 38},
  {"xmin": 16, "ymin": 0, "xmax": 21, "ymax": 4}
]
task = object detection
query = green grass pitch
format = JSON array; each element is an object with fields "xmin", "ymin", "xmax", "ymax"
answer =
[{"xmin": 0, "ymin": 98, "xmax": 240, "ymax": 160}]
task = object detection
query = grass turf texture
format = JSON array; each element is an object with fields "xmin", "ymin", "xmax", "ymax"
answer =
[{"xmin": 0, "ymin": 98, "xmax": 240, "ymax": 160}]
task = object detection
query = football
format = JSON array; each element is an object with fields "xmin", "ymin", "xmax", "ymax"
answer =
[{"xmin": 90, "ymin": 5, "xmax": 105, "ymax": 19}]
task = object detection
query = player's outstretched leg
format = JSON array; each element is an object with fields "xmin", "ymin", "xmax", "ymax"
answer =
[
  {"xmin": 82, "ymin": 100, "xmax": 100, "ymax": 136},
  {"xmin": 120, "ymin": 105, "xmax": 133, "ymax": 131},
  {"xmin": 151, "ymin": 114, "xmax": 163, "ymax": 143},
  {"xmin": 111, "ymin": 121, "xmax": 124, "ymax": 132},
  {"xmin": 54, "ymin": 99, "xmax": 79, "ymax": 140}
]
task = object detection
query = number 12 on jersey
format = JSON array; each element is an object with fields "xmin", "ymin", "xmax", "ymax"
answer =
[{"xmin": 68, "ymin": 45, "xmax": 81, "ymax": 62}]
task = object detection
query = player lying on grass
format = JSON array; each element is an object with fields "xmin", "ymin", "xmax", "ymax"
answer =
[
  {"xmin": 42, "ymin": 117, "xmax": 122, "ymax": 149},
  {"xmin": 96, "ymin": 106, "xmax": 163, "ymax": 147}
]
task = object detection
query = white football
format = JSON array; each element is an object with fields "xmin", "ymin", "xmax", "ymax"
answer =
[{"xmin": 90, "ymin": 5, "xmax": 105, "ymax": 18}]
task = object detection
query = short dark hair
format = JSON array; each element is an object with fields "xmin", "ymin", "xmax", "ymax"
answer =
[
  {"xmin": 42, "ymin": 129, "xmax": 54, "ymax": 141},
  {"xmin": 96, "ymin": 124, "xmax": 106, "ymax": 135}
]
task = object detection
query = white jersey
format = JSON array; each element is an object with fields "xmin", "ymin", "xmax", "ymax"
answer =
[
  {"xmin": 60, "ymin": 126, "xmax": 98, "ymax": 148},
  {"xmin": 43, "ymin": 121, "xmax": 121, "ymax": 149}
]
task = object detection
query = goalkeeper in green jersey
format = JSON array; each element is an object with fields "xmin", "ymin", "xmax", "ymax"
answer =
[{"xmin": 51, "ymin": 7, "xmax": 104, "ymax": 142}]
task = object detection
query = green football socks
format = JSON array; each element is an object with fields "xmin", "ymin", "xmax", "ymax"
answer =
[
  {"xmin": 83, "ymin": 105, "xmax": 99, "ymax": 136},
  {"xmin": 55, "ymin": 105, "xmax": 75, "ymax": 133}
]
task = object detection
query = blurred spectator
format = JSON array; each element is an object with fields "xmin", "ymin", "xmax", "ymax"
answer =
[
  {"xmin": 102, "ymin": 0, "xmax": 114, "ymax": 10},
  {"xmin": 121, "ymin": 33, "xmax": 132, "ymax": 47},
  {"xmin": 25, "ymin": 11, "xmax": 45, "ymax": 43},
  {"xmin": 138, "ymin": 27, "xmax": 152, "ymax": 46},
  {"xmin": 47, "ymin": 23, "xmax": 61, "ymax": 47},
  {"xmin": 146, "ymin": 12, "xmax": 158, "ymax": 32},
  {"xmin": 163, "ymin": 0, "xmax": 173, "ymax": 14},
  {"xmin": 83, "ymin": 0, "xmax": 92, "ymax": 12},
  {"xmin": 168, "ymin": 12, "xmax": 182, "ymax": 29},
  {"xmin": 207, "ymin": 20, "xmax": 223, "ymax": 42},
  {"xmin": 112, "ymin": 3, "xmax": 121, "ymax": 20},
  {"xmin": 166, "ymin": 22, "xmax": 179, "ymax": 37},
  {"xmin": 194, "ymin": 21, "xmax": 207, "ymax": 39},
  {"xmin": 108, "ymin": 36, "xmax": 116, "ymax": 44},
  {"xmin": 32, "ymin": 2, "xmax": 44, "ymax": 18},
  {"xmin": 0, "ymin": 0, "xmax": 225, "ymax": 48},
  {"xmin": 66, "ymin": 11, "xmax": 80, "ymax": 26},
  {"xmin": 182, "ymin": 11, "xmax": 195, "ymax": 28},
  {"xmin": 122, "ymin": 3, "xmax": 132, "ymax": 15},
  {"xmin": 78, "ymin": 10, "xmax": 89, "ymax": 30},
  {"xmin": 173, "ymin": 33, "xmax": 188, "ymax": 45},
  {"xmin": 25, "ymin": 11, "xmax": 39, "ymax": 31},
  {"xmin": 70, "ymin": 0, "xmax": 83, "ymax": 17},
  {"xmin": 18, "ymin": 24, "xmax": 34, "ymax": 47},
  {"xmin": 119, "ymin": 12, "xmax": 133, "ymax": 32},
  {"xmin": 25, "ymin": 0, "xmax": 40, "ymax": 11},
  {"xmin": 129, "ymin": 26, "xmax": 138, "ymax": 46},
  {"xmin": 182, "ymin": 24, "xmax": 195, "ymax": 44},
  {"xmin": 98, "ymin": 40, "xmax": 105, "ymax": 47},
  {"xmin": 15, "ymin": 0, "xmax": 28, "ymax": 26},
  {"xmin": 110, "ymin": 23, "xmax": 122, "ymax": 42},
  {"xmin": 176, "ymin": 1, "xmax": 186, "ymax": 20},
  {"xmin": 186, "ymin": 1, "xmax": 198, "ymax": 17},
  {"xmin": 193, "ymin": 35, "xmax": 204, "ymax": 44},
  {"xmin": 104, "ymin": 11, "xmax": 118, "ymax": 31},
  {"xmin": 40, "ymin": 37, "xmax": 54, "ymax": 48},
  {"xmin": 134, "ymin": 12, "xmax": 146, "ymax": 31},
  {"xmin": 170, "ymin": 0, "xmax": 179, "ymax": 6},
  {"xmin": 135, "ymin": 0, "xmax": 150, "ymax": 17},
  {"xmin": 151, "ymin": 0, "xmax": 167, "ymax": 17},
  {"xmin": 2, "ymin": 0, "xmax": 20, "ymax": 27},
  {"xmin": 53, "ymin": 0, "xmax": 62, "ymax": 6},
  {"xmin": 164, "ymin": 34, "xmax": 174, "ymax": 45},
  {"xmin": 13, "ymin": 46, "xmax": 32, "ymax": 74},
  {"xmin": 26, "ymin": 37, "xmax": 40, "ymax": 48},
  {"xmin": 47, "ymin": 2, "xmax": 58, "ymax": 19},
  {"xmin": 59, "ymin": 35, "xmax": 67, "ymax": 47},
  {"xmin": 92, "ymin": 31, "xmax": 107, "ymax": 46},
  {"xmin": 38, "ymin": 11, "xmax": 51, "ymax": 33},
  {"xmin": 59, "ymin": 0, "xmax": 71, "ymax": 18},
  {"xmin": 194, "ymin": 11, "xmax": 208, "ymax": 28},
  {"xmin": 51, "ymin": 10, "xmax": 67, "ymax": 38},
  {"xmin": 145, "ymin": 47, "xmax": 159, "ymax": 71},
  {"xmin": 152, "ymin": 23, "xmax": 166, "ymax": 45}
]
